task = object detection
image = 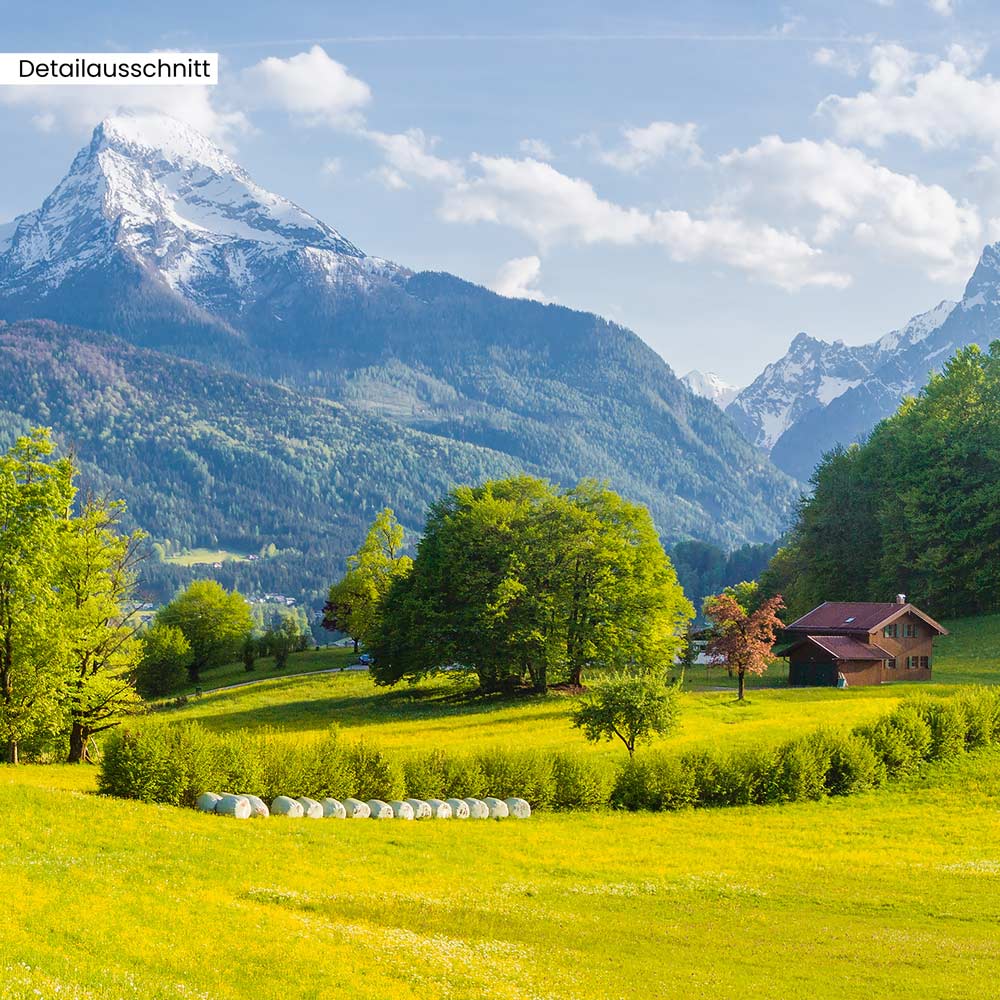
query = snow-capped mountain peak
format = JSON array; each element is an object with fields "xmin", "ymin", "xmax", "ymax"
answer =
[
  {"xmin": 681, "ymin": 369, "xmax": 740, "ymax": 409},
  {"xmin": 0, "ymin": 111, "xmax": 392, "ymax": 312}
]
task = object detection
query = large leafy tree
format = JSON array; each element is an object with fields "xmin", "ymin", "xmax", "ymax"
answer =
[
  {"xmin": 0, "ymin": 430, "xmax": 76, "ymax": 763},
  {"xmin": 156, "ymin": 580, "xmax": 253, "ymax": 682},
  {"xmin": 323, "ymin": 508, "xmax": 413, "ymax": 651},
  {"xmin": 59, "ymin": 497, "xmax": 147, "ymax": 763},
  {"xmin": 370, "ymin": 476, "xmax": 693, "ymax": 692}
]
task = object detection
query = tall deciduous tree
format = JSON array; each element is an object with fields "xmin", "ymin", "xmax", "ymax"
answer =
[
  {"xmin": 0, "ymin": 430, "xmax": 75, "ymax": 764},
  {"xmin": 703, "ymin": 592, "xmax": 785, "ymax": 701},
  {"xmin": 156, "ymin": 580, "xmax": 253, "ymax": 682},
  {"xmin": 370, "ymin": 477, "xmax": 693, "ymax": 692},
  {"xmin": 323, "ymin": 508, "xmax": 412, "ymax": 651},
  {"xmin": 60, "ymin": 497, "xmax": 147, "ymax": 762}
]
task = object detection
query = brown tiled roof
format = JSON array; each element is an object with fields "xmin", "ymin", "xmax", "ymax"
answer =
[
  {"xmin": 802, "ymin": 635, "xmax": 895, "ymax": 661},
  {"xmin": 786, "ymin": 602, "xmax": 947, "ymax": 635}
]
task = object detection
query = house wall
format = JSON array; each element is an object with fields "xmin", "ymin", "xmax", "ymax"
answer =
[
  {"xmin": 868, "ymin": 611, "xmax": 936, "ymax": 673},
  {"xmin": 839, "ymin": 661, "xmax": 884, "ymax": 687}
]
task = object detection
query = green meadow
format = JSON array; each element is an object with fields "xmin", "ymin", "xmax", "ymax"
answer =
[{"xmin": 2, "ymin": 614, "xmax": 999, "ymax": 998}]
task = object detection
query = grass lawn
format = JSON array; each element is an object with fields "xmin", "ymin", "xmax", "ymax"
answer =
[
  {"xmin": 161, "ymin": 547, "xmax": 251, "ymax": 566},
  {"xmin": 140, "ymin": 614, "xmax": 998, "ymax": 767},
  {"xmin": 2, "ymin": 751, "xmax": 1000, "ymax": 999}
]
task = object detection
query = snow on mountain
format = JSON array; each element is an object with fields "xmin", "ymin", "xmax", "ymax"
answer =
[
  {"xmin": 0, "ymin": 112, "xmax": 399, "ymax": 312},
  {"xmin": 729, "ymin": 296, "xmax": 962, "ymax": 481},
  {"xmin": 681, "ymin": 370, "xmax": 740, "ymax": 409}
]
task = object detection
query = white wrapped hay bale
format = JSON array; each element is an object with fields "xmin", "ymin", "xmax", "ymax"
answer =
[
  {"xmin": 343, "ymin": 798, "xmax": 372, "ymax": 819},
  {"xmin": 196, "ymin": 792, "xmax": 222, "ymax": 813},
  {"xmin": 215, "ymin": 794, "xmax": 252, "ymax": 819},
  {"xmin": 390, "ymin": 800, "xmax": 415, "ymax": 820},
  {"xmin": 446, "ymin": 798, "xmax": 471, "ymax": 819},
  {"xmin": 241, "ymin": 794, "xmax": 270, "ymax": 818},
  {"xmin": 427, "ymin": 798, "xmax": 453, "ymax": 819},
  {"xmin": 505, "ymin": 797, "xmax": 531, "ymax": 819},
  {"xmin": 405, "ymin": 798, "xmax": 432, "ymax": 820},
  {"xmin": 463, "ymin": 798, "xmax": 490, "ymax": 820},
  {"xmin": 367, "ymin": 799, "xmax": 394, "ymax": 819},
  {"xmin": 271, "ymin": 795, "xmax": 305, "ymax": 818},
  {"xmin": 296, "ymin": 797, "xmax": 324, "ymax": 819},
  {"xmin": 321, "ymin": 798, "xmax": 347, "ymax": 819},
  {"xmin": 483, "ymin": 797, "xmax": 510, "ymax": 819}
]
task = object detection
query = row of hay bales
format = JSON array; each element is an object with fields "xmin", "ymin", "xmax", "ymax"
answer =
[{"xmin": 196, "ymin": 792, "xmax": 531, "ymax": 820}]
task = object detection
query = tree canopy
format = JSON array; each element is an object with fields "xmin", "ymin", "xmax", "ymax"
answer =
[
  {"xmin": 761, "ymin": 343, "xmax": 1000, "ymax": 619},
  {"xmin": 369, "ymin": 476, "xmax": 694, "ymax": 692}
]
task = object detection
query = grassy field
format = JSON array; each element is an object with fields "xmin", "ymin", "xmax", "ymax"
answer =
[
  {"xmin": 139, "ymin": 614, "xmax": 998, "ymax": 767},
  {"xmin": 161, "ymin": 547, "xmax": 251, "ymax": 566},
  {"xmin": 3, "ymin": 751, "xmax": 1000, "ymax": 999},
  {"xmin": 3, "ymin": 613, "xmax": 999, "ymax": 998}
]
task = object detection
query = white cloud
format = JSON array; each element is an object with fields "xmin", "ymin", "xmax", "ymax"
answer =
[
  {"xmin": 492, "ymin": 255, "xmax": 550, "ymax": 302},
  {"xmin": 597, "ymin": 121, "xmax": 702, "ymax": 171},
  {"xmin": 928, "ymin": 0, "xmax": 955, "ymax": 14},
  {"xmin": 442, "ymin": 154, "xmax": 846, "ymax": 289},
  {"xmin": 519, "ymin": 138, "xmax": 554, "ymax": 160},
  {"xmin": 812, "ymin": 47, "xmax": 861, "ymax": 76},
  {"xmin": 721, "ymin": 135, "xmax": 981, "ymax": 280},
  {"xmin": 321, "ymin": 157, "xmax": 342, "ymax": 176},
  {"xmin": 0, "ymin": 80, "xmax": 248, "ymax": 146},
  {"xmin": 819, "ymin": 43, "xmax": 1000, "ymax": 150},
  {"xmin": 364, "ymin": 127, "xmax": 464, "ymax": 184},
  {"xmin": 242, "ymin": 45, "xmax": 371, "ymax": 127}
]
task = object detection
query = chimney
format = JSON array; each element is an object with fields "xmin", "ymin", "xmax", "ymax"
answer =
[{"xmin": 896, "ymin": 593, "xmax": 906, "ymax": 604}]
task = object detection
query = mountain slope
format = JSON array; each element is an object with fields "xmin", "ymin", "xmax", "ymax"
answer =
[
  {"xmin": 681, "ymin": 370, "xmax": 740, "ymax": 409},
  {"xmin": 0, "ymin": 319, "xmax": 526, "ymax": 602},
  {"xmin": 0, "ymin": 112, "xmax": 798, "ymax": 559},
  {"xmin": 729, "ymin": 298, "xmax": 960, "ymax": 481}
]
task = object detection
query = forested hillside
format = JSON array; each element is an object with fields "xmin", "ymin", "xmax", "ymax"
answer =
[{"xmin": 762, "ymin": 343, "xmax": 1000, "ymax": 618}]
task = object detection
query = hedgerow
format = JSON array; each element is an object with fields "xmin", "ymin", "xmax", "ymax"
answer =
[{"xmin": 98, "ymin": 689, "xmax": 1000, "ymax": 813}]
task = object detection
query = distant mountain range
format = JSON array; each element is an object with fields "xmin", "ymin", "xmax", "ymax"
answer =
[
  {"xmin": 0, "ymin": 113, "xmax": 798, "ymax": 603},
  {"xmin": 726, "ymin": 290, "xmax": 983, "ymax": 481},
  {"xmin": 681, "ymin": 370, "xmax": 740, "ymax": 409}
]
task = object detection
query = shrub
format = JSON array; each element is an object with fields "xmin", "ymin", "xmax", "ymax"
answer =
[
  {"xmin": 911, "ymin": 698, "xmax": 967, "ymax": 761},
  {"xmin": 956, "ymin": 688, "xmax": 1000, "ymax": 750},
  {"xmin": 610, "ymin": 752, "xmax": 702, "ymax": 811},
  {"xmin": 609, "ymin": 758, "xmax": 653, "ymax": 811},
  {"xmin": 550, "ymin": 753, "xmax": 609, "ymax": 811},
  {"xmin": 135, "ymin": 624, "xmax": 192, "ymax": 698},
  {"xmin": 824, "ymin": 732, "xmax": 882, "ymax": 795},
  {"xmin": 714, "ymin": 748, "xmax": 778, "ymax": 806},
  {"xmin": 476, "ymin": 750, "xmax": 555, "ymax": 809},
  {"xmin": 99, "ymin": 728, "xmax": 189, "ymax": 805},
  {"xmin": 855, "ymin": 705, "xmax": 932, "ymax": 779},
  {"xmin": 345, "ymin": 741, "xmax": 405, "ymax": 801},
  {"xmin": 770, "ymin": 732, "xmax": 834, "ymax": 803},
  {"xmin": 402, "ymin": 749, "xmax": 486, "ymax": 800}
]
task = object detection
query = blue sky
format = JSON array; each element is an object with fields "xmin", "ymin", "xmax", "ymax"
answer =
[{"xmin": 1, "ymin": 0, "xmax": 998, "ymax": 382}]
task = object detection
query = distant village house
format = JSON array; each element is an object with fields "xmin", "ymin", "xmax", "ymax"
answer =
[{"xmin": 780, "ymin": 596, "xmax": 947, "ymax": 687}]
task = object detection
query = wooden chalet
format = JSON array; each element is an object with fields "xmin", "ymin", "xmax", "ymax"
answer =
[{"xmin": 781, "ymin": 596, "xmax": 947, "ymax": 687}]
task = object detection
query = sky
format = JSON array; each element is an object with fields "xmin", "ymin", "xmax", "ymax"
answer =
[{"xmin": 1, "ymin": 0, "xmax": 999, "ymax": 384}]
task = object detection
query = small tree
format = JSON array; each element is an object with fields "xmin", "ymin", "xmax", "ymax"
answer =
[
  {"xmin": 571, "ymin": 672, "xmax": 680, "ymax": 758},
  {"xmin": 156, "ymin": 580, "xmax": 253, "ymax": 683},
  {"xmin": 703, "ymin": 592, "xmax": 785, "ymax": 701},
  {"xmin": 241, "ymin": 634, "xmax": 258, "ymax": 673},
  {"xmin": 135, "ymin": 624, "xmax": 193, "ymax": 698}
]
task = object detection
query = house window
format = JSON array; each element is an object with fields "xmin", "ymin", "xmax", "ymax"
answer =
[
  {"xmin": 884, "ymin": 624, "xmax": 898, "ymax": 638},
  {"xmin": 904, "ymin": 623, "xmax": 919, "ymax": 638},
  {"xmin": 887, "ymin": 658, "xmax": 897, "ymax": 669},
  {"xmin": 920, "ymin": 656, "xmax": 930, "ymax": 669}
]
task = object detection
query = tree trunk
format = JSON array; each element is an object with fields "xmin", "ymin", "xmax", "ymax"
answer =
[
  {"xmin": 7, "ymin": 741, "xmax": 17, "ymax": 765},
  {"xmin": 738, "ymin": 670, "xmax": 746, "ymax": 701},
  {"xmin": 67, "ymin": 721, "xmax": 91, "ymax": 763},
  {"xmin": 353, "ymin": 638, "xmax": 359, "ymax": 653}
]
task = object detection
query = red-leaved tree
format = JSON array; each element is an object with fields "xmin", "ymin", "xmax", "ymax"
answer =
[{"xmin": 703, "ymin": 593, "xmax": 785, "ymax": 700}]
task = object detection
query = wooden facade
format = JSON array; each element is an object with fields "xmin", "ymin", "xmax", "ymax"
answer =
[{"xmin": 782, "ymin": 601, "xmax": 946, "ymax": 688}]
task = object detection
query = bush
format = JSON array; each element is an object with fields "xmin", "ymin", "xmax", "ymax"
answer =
[
  {"xmin": 550, "ymin": 753, "xmax": 609, "ymax": 811},
  {"xmin": 955, "ymin": 688, "xmax": 1000, "ymax": 750},
  {"xmin": 99, "ymin": 727, "xmax": 191, "ymax": 805},
  {"xmin": 713, "ymin": 748, "xmax": 778, "ymax": 806},
  {"xmin": 345, "ymin": 741, "xmax": 405, "ymax": 801},
  {"xmin": 476, "ymin": 750, "xmax": 555, "ymax": 810},
  {"xmin": 770, "ymin": 732, "xmax": 834, "ymax": 803},
  {"xmin": 911, "ymin": 698, "xmax": 967, "ymax": 761},
  {"xmin": 402, "ymin": 749, "xmax": 486, "ymax": 800},
  {"xmin": 135, "ymin": 624, "xmax": 192, "ymax": 698},
  {"xmin": 824, "ymin": 732, "xmax": 882, "ymax": 795},
  {"xmin": 611, "ymin": 752, "xmax": 702, "ymax": 811},
  {"xmin": 855, "ymin": 705, "xmax": 932, "ymax": 779}
]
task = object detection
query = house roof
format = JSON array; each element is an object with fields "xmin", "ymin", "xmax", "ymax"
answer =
[
  {"xmin": 785, "ymin": 635, "xmax": 896, "ymax": 661},
  {"xmin": 786, "ymin": 602, "xmax": 948, "ymax": 636}
]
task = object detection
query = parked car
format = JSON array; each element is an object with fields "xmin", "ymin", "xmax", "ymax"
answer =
[{"xmin": 358, "ymin": 653, "xmax": 373, "ymax": 665}]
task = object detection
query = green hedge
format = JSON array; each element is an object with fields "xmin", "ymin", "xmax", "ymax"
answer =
[{"xmin": 99, "ymin": 689, "xmax": 1000, "ymax": 813}]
